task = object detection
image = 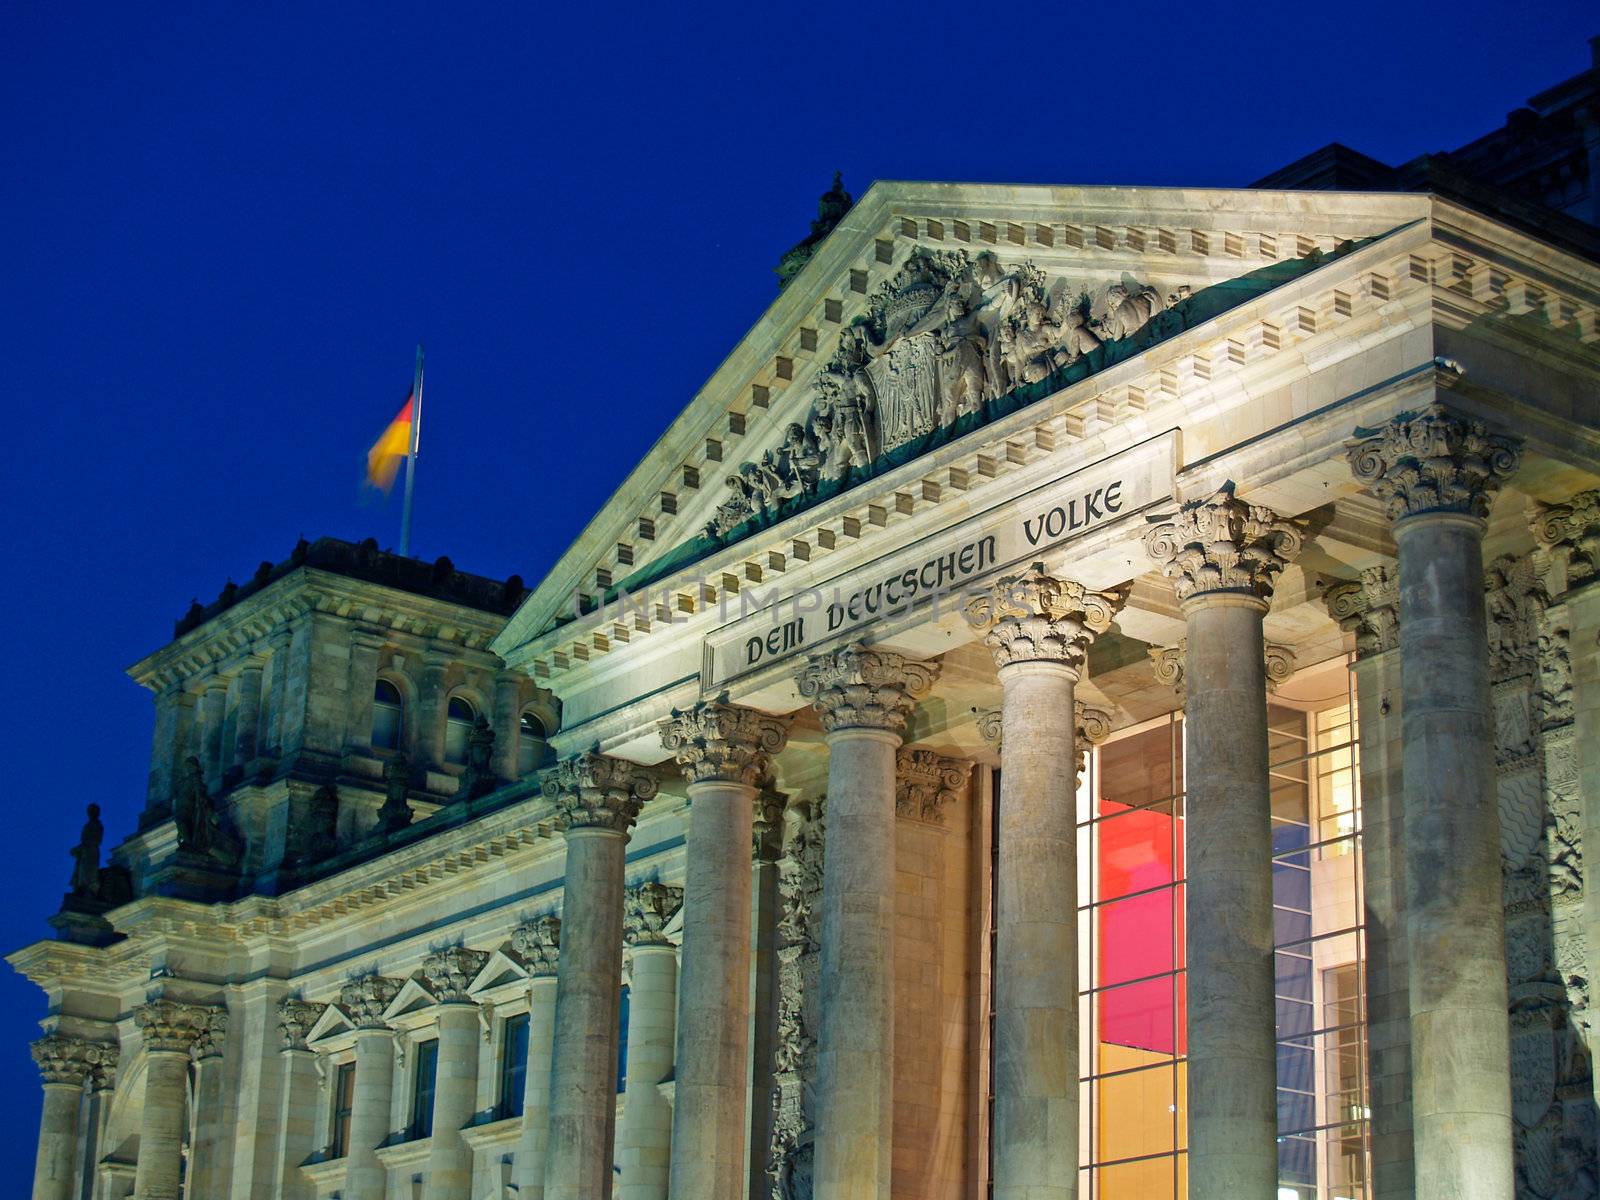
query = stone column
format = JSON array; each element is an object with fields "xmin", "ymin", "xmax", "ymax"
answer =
[
  {"xmin": 1144, "ymin": 484, "xmax": 1303, "ymax": 1200},
  {"xmin": 492, "ymin": 673, "xmax": 524, "ymax": 781},
  {"xmin": 421, "ymin": 948, "xmax": 488, "ymax": 1199},
  {"xmin": 30, "ymin": 1035, "xmax": 112, "ymax": 1200},
  {"xmin": 512, "ymin": 916, "xmax": 561, "ymax": 1199},
  {"xmin": 616, "ymin": 882, "xmax": 684, "ymax": 1200},
  {"xmin": 145, "ymin": 687, "xmax": 193, "ymax": 824},
  {"xmin": 344, "ymin": 635, "xmax": 383, "ymax": 758},
  {"xmin": 1535, "ymin": 490, "xmax": 1600, "ymax": 1113},
  {"xmin": 657, "ymin": 700, "xmax": 789, "ymax": 1200},
  {"xmin": 1348, "ymin": 406, "xmax": 1521, "ymax": 1200},
  {"xmin": 233, "ymin": 656, "xmax": 266, "ymax": 772},
  {"xmin": 186, "ymin": 1009, "xmax": 231, "ymax": 1198},
  {"xmin": 966, "ymin": 565, "xmax": 1126, "ymax": 1200},
  {"xmin": 541, "ymin": 752, "xmax": 657, "ymax": 1200},
  {"xmin": 416, "ymin": 654, "xmax": 450, "ymax": 769},
  {"xmin": 340, "ymin": 976, "xmax": 403, "ymax": 1200},
  {"xmin": 746, "ymin": 789, "xmax": 785, "ymax": 1200},
  {"xmin": 1325, "ymin": 567, "xmax": 1413, "ymax": 1198},
  {"xmin": 198, "ymin": 677, "xmax": 229, "ymax": 789},
  {"xmin": 131, "ymin": 999, "xmax": 212, "ymax": 1200},
  {"xmin": 795, "ymin": 643, "xmax": 939, "ymax": 1200},
  {"xmin": 261, "ymin": 630, "xmax": 293, "ymax": 762},
  {"xmin": 275, "ymin": 999, "xmax": 327, "ymax": 1200}
]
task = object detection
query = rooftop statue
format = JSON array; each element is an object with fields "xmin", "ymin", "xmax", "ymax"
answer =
[
  {"xmin": 174, "ymin": 756, "xmax": 241, "ymax": 868},
  {"xmin": 68, "ymin": 804, "xmax": 103, "ymax": 897},
  {"xmin": 378, "ymin": 752, "xmax": 414, "ymax": 834},
  {"xmin": 457, "ymin": 715, "xmax": 497, "ymax": 801},
  {"xmin": 774, "ymin": 172, "xmax": 853, "ymax": 290}
]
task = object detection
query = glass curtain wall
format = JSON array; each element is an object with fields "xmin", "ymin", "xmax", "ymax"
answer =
[{"xmin": 1076, "ymin": 655, "xmax": 1369, "ymax": 1199}]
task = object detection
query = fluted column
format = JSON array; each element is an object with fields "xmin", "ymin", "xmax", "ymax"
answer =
[
  {"xmin": 1348, "ymin": 406, "xmax": 1521, "ymax": 1200},
  {"xmin": 422, "ymin": 948, "xmax": 489, "ymax": 1199},
  {"xmin": 30, "ymin": 1035, "xmax": 113, "ymax": 1200},
  {"xmin": 132, "ymin": 999, "xmax": 213, "ymax": 1200},
  {"xmin": 617, "ymin": 882, "xmax": 684, "ymax": 1200},
  {"xmin": 541, "ymin": 752, "xmax": 657, "ymax": 1200},
  {"xmin": 966, "ymin": 565, "xmax": 1127, "ymax": 1200},
  {"xmin": 1324, "ymin": 567, "xmax": 1414, "ymax": 1199},
  {"xmin": 187, "ymin": 1009, "xmax": 231, "ymax": 1198},
  {"xmin": 276, "ymin": 999, "xmax": 327, "ymax": 1200},
  {"xmin": 796, "ymin": 643, "xmax": 939, "ymax": 1200},
  {"xmin": 658, "ymin": 700, "xmax": 789, "ymax": 1200},
  {"xmin": 1144, "ymin": 484, "xmax": 1303, "ymax": 1200},
  {"xmin": 341, "ymin": 976, "xmax": 403, "ymax": 1200},
  {"xmin": 512, "ymin": 916, "xmax": 562, "ymax": 1199}
]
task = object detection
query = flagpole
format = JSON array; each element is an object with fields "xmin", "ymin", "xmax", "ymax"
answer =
[{"xmin": 399, "ymin": 342, "xmax": 424, "ymax": 557}]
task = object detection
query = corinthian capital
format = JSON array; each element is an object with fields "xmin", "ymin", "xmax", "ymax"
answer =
[
  {"xmin": 1323, "ymin": 566, "xmax": 1400, "ymax": 656},
  {"xmin": 624, "ymin": 881, "xmax": 684, "ymax": 947},
  {"xmin": 339, "ymin": 975, "xmax": 403, "ymax": 1030},
  {"xmin": 965, "ymin": 563, "xmax": 1128, "ymax": 669},
  {"xmin": 659, "ymin": 701, "xmax": 789, "ymax": 786},
  {"xmin": 1533, "ymin": 489, "xmax": 1600, "ymax": 585},
  {"xmin": 542, "ymin": 751, "xmax": 658, "ymax": 834},
  {"xmin": 422, "ymin": 947, "xmax": 490, "ymax": 1004},
  {"xmin": 192, "ymin": 1008, "xmax": 229, "ymax": 1061},
  {"xmin": 1148, "ymin": 640, "xmax": 1294, "ymax": 691},
  {"xmin": 796, "ymin": 643, "xmax": 939, "ymax": 734},
  {"xmin": 278, "ymin": 998, "xmax": 327, "ymax": 1051},
  {"xmin": 511, "ymin": 916, "xmax": 561, "ymax": 978},
  {"xmin": 1346, "ymin": 404, "xmax": 1520, "ymax": 523},
  {"xmin": 895, "ymin": 749, "xmax": 973, "ymax": 824},
  {"xmin": 1142, "ymin": 484, "xmax": 1303, "ymax": 604},
  {"xmin": 31, "ymin": 1034, "xmax": 116, "ymax": 1087},
  {"xmin": 134, "ymin": 998, "xmax": 219, "ymax": 1054}
]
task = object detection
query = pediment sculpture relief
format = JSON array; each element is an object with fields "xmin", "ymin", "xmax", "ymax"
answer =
[{"xmin": 708, "ymin": 248, "xmax": 1187, "ymax": 540}]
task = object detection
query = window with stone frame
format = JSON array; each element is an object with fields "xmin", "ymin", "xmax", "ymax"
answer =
[
  {"xmin": 409, "ymin": 1038, "xmax": 439, "ymax": 1140},
  {"xmin": 444, "ymin": 696, "xmax": 475, "ymax": 765},
  {"xmin": 330, "ymin": 1061, "xmax": 355, "ymax": 1158},
  {"xmin": 498, "ymin": 1012, "xmax": 529, "ymax": 1120},
  {"xmin": 373, "ymin": 679, "xmax": 404, "ymax": 752}
]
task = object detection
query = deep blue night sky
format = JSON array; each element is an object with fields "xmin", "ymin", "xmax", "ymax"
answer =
[{"xmin": 1, "ymin": 0, "xmax": 1592, "ymax": 1179}]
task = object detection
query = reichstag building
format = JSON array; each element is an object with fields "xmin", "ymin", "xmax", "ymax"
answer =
[{"xmin": 14, "ymin": 38, "xmax": 1600, "ymax": 1200}]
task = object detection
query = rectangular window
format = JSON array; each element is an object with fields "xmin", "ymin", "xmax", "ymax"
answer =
[
  {"xmin": 330, "ymin": 1062, "xmax": 355, "ymax": 1159},
  {"xmin": 499, "ymin": 1014, "xmax": 530, "ymax": 1119},
  {"xmin": 409, "ymin": 1039, "xmax": 439, "ymax": 1140}
]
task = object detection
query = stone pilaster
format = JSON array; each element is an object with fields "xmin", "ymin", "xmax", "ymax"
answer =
[
  {"xmin": 618, "ymin": 882, "xmax": 683, "ymax": 1200},
  {"xmin": 541, "ymin": 752, "xmax": 656, "ymax": 1200},
  {"xmin": 275, "ymin": 999, "xmax": 326, "ymax": 1200},
  {"xmin": 416, "ymin": 654, "xmax": 450, "ymax": 769},
  {"xmin": 658, "ymin": 700, "xmax": 788, "ymax": 1200},
  {"xmin": 233, "ymin": 656, "xmax": 266, "ymax": 771},
  {"xmin": 1143, "ymin": 483, "xmax": 1302, "ymax": 1200},
  {"xmin": 511, "ymin": 916, "xmax": 561, "ymax": 1199},
  {"xmin": 344, "ymin": 635, "xmax": 383, "ymax": 758},
  {"xmin": 340, "ymin": 975, "xmax": 402, "ymax": 1200},
  {"xmin": 492, "ymin": 673, "xmax": 524, "ymax": 781},
  {"xmin": 421, "ymin": 948, "xmax": 488, "ymax": 1200},
  {"xmin": 795, "ymin": 643, "xmax": 938, "ymax": 1200},
  {"xmin": 967, "ymin": 564, "xmax": 1125, "ymax": 1200},
  {"xmin": 198, "ymin": 677, "xmax": 229, "ymax": 789},
  {"xmin": 132, "ymin": 998, "xmax": 216, "ymax": 1200},
  {"xmin": 1536, "ymin": 490, "xmax": 1600, "ymax": 1122},
  {"xmin": 30, "ymin": 1034, "xmax": 114, "ymax": 1200},
  {"xmin": 1347, "ymin": 405, "xmax": 1520, "ymax": 1200},
  {"xmin": 187, "ymin": 1008, "xmax": 231, "ymax": 1199},
  {"xmin": 1324, "ymin": 566, "xmax": 1413, "ymax": 1200},
  {"xmin": 747, "ymin": 785, "xmax": 785, "ymax": 1199}
]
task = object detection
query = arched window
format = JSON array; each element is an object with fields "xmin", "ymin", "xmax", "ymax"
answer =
[
  {"xmin": 445, "ymin": 696, "xmax": 476, "ymax": 765},
  {"xmin": 373, "ymin": 679, "xmax": 403, "ymax": 752},
  {"xmin": 518, "ymin": 710, "xmax": 548, "ymax": 776}
]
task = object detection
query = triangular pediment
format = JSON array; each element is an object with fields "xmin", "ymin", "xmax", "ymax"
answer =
[
  {"xmin": 492, "ymin": 182, "xmax": 1431, "ymax": 668},
  {"xmin": 305, "ymin": 1003, "xmax": 356, "ymax": 1047},
  {"xmin": 467, "ymin": 948, "xmax": 527, "ymax": 996},
  {"xmin": 383, "ymin": 977, "xmax": 442, "ymax": 1021}
]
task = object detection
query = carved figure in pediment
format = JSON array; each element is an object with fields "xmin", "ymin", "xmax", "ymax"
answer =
[
  {"xmin": 69, "ymin": 805, "xmax": 103, "ymax": 897},
  {"xmin": 927, "ymin": 288, "xmax": 991, "ymax": 420},
  {"xmin": 780, "ymin": 423, "xmax": 822, "ymax": 491},
  {"xmin": 1097, "ymin": 283, "xmax": 1164, "ymax": 341}
]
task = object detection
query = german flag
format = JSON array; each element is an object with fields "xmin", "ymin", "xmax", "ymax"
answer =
[{"xmin": 366, "ymin": 393, "xmax": 414, "ymax": 492}]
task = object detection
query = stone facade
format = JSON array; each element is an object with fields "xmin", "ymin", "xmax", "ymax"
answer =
[{"xmin": 14, "ymin": 56, "xmax": 1600, "ymax": 1200}]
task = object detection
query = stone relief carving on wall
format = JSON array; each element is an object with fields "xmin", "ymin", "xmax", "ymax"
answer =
[
  {"xmin": 708, "ymin": 249, "xmax": 1183, "ymax": 540},
  {"xmin": 769, "ymin": 795, "xmax": 825, "ymax": 1200}
]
